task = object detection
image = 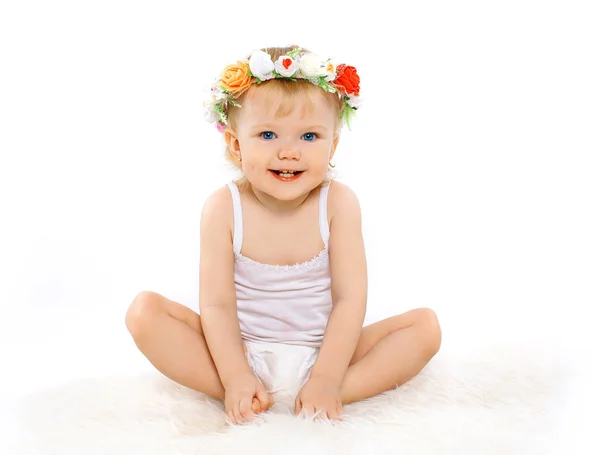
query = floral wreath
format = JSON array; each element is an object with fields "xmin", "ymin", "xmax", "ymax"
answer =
[{"xmin": 204, "ymin": 48, "xmax": 361, "ymax": 133}]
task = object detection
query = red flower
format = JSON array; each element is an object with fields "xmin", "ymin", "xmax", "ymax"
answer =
[{"xmin": 333, "ymin": 64, "xmax": 360, "ymax": 96}]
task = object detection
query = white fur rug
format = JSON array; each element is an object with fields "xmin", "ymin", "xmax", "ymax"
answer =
[{"xmin": 5, "ymin": 342, "xmax": 567, "ymax": 455}]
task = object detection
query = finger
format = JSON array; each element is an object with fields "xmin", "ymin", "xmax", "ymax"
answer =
[
  {"xmin": 256, "ymin": 388, "xmax": 272, "ymax": 412},
  {"xmin": 326, "ymin": 407, "xmax": 340, "ymax": 421},
  {"xmin": 336, "ymin": 403, "xmax": 344, "ymax": 420},
  {"xmin": 232, "ymin": 401, "xmax": 245, "ymax": 424},
  {"xmin": 251, "ymin": 397, "xmax": 261, "ymax": 414},
  {"xmin": 302, "ymin": 405, "xmax": 316, "ymax": 419},
  {"xmin": 331, "ymin": 412, "xmax": 343, "ymax": 420},
  {"xmin": 227, "ymin": 409, "xmax": 235, "ymax": 425},
  {"xmin": 295, "ymin": 396, "xmax": 302, "ymax": 415},
  {"xmin": 315, "ymin": 407, "xmax": 327, "ymax": 420},
  {"xmin": 239, "ymin": 396, "xmax": 255, "ymax": 421},
  {"xmin": 259, "ymin": 394, "xmax": 273, "ymax": 412}
]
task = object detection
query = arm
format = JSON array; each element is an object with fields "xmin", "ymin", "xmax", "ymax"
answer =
[
  {"xmin": 309, "ymin": 182, "xmax": 368, "ymax": 387},
  {"xmin": 199, "ymin": 187, "xmax": 253, "ymax": 387}
]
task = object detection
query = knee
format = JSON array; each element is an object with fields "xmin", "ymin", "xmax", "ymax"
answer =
[
  {"xmin": 125, "ymin": 291, "xmax": 163, "ymax": 337},
  {"xmin": 417, "ymin": 307, "xmax": 442, "ymax": 355}
]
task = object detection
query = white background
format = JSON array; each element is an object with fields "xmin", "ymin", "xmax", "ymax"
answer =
[{"xmin": 0, "ymin": 0, "xmax": 598, "ymax": 451}]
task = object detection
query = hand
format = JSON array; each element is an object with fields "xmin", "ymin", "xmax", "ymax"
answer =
[
  {"xmin": 294, "ymin": 376, "xmax": 344, "ymax": 421},
  {"xmin": 224, "ymin": 371, "xmax": 274, "ymax": 424}
]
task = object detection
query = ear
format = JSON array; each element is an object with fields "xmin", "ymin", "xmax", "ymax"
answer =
[
  {"xmin": 329, "ymin": 134, "xmax": 340, "ymax": 161},
  {"xmin": 223, "ymin": 127, "xmax": 241, "ymax": 160}
]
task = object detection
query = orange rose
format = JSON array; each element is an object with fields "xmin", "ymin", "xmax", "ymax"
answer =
[
  {"xmin": 220, "ymin": 60, "xmax": 253, "ymax": 96},
  {"xmin": 333, "ymin": 64, "xmax": 360, "ymax": 96}
]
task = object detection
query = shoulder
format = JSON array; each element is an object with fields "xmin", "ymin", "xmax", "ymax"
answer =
[
  {"xmin": 202, "ymin": 185, "xmax": 233, "ymax": 216},
  {"xmin": 200, "ymin": 184, "xmax": 234, "ymax": 235},
  {"xmin": 327, "ymin": 180, "xmax": 361, "ymax": 222},
  {"xmin": 327, "ymin": 180, "xmax": 367, "ymax": 302},
  {"xmin": 199, "ymin": 185, "xmax": 237, "ymax": 309}
]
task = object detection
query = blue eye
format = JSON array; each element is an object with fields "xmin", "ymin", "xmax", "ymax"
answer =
[
  {"xmin": 302, "ymin": 133, "xmax": 317, "ymax": 141},
  {"xmin": 261, "ymin": 131, "xmax": 275, "ymax": 140}
]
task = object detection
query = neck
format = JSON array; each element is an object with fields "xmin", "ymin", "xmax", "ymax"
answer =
[{"xmin": 249, "ymin": 185, "xmax": 314, "ymax": 214}]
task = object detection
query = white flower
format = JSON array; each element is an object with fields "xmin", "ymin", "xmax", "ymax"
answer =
[
  {"xmin": 298, "ymin": 53, "xmax": 326, "ymax": 78},
  {"xmin": 346, "ymin": 94, "xmax": 362, "ymax": 108},
  {"xmin": 248, "ymin": 50, "xmax": 275, "ymax": 81},
  {"xmin": 204, "ymin": 103, "xmax": 220, "ymax": 123},
  {"xmin": 324, "ymin": 60, "xmax": 337, "ymax": 82},
  {"xmin": 274, "ymin": 55, "xmax": 300, "ymax": 77},
  {"xmin": 210, "ymin": 85, "xmax": 228, "ymax": 101}
]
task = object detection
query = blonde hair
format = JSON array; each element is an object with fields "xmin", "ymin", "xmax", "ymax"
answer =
[{"xmin": 222, "ymin": 45, "xmax": 345, "ymax": 189}]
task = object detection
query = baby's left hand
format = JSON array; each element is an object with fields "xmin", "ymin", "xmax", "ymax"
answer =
[{"xmin": 295, "ymin": 377, "xmax": 344, "ymax": 421}]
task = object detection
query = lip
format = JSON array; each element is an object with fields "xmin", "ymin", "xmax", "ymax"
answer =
[{"xmin": 269, "ymin": 169, "xmax": 304, "ymax": 182}]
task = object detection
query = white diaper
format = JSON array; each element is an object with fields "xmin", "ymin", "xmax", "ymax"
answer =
[{"xmin": 243, "ymin": 340, "xmax": 319, "ymax": 404}]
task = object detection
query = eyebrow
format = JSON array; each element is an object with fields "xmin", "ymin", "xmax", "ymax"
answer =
[{"xmin": 250, "ymin": 124, "xmax": 328, "ymax": 131}]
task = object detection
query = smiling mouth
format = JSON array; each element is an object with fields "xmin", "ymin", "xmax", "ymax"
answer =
[
  {"xmin": 270, "ymin": 169, "xmax": 304, "ymax": 176},
  {"xmin": 269, "ymin": 169, "xmax": 304, "ymax": 181}
]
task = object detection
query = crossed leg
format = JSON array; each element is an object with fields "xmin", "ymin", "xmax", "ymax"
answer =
[
  {"xmin": 125, "ymin": 291, "xmax": 226, "ymax": 400},
  {"xmin": 126, "ymin": 292, "xmax": 441, "ymax": 408},
  {"xmin": 339, "ymin": 307, "xmax": 442, "ymax": 405}
]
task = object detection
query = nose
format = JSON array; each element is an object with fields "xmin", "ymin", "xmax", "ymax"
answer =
[{"xmin": 277, "ymin": 138, "xmax": 300, "ymax": 161}]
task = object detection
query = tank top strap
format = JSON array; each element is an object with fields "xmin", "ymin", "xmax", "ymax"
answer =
[
  {"xmin": 228, "ymin": 181, "xmax": 329, "ymax": 254},
  {"xmin": 226, "ymin": 182, "xmax": 243, "ymax": 255},
  {"xmin": 318, "ymin": 182, "xmax": 331, "ymax": 248}
]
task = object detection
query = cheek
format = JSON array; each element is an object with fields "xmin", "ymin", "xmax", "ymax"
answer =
[
  {"xmin": 243, "ymin": 160, "xmax": 259, "ymax": 173},
  {"xmin": 316, "ymin": 147, "xmax": 333, "ymax": 164}
]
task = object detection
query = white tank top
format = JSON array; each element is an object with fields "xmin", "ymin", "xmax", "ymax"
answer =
[{"xmin": 226, "ymin": 181, "xmax": 333, "ymax": 348}]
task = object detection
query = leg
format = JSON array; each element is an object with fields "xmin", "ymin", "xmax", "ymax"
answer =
[
  {"xmin": 125, "ymin": 291, "xmax": 225, "ymax": 400},
  {"xmin": 340, "ymin": 307, "xmax": 442, "ymax": 405}
]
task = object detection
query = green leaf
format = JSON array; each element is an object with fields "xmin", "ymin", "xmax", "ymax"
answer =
[
  {"xmin": 340, "ymin": 102, "xmax": 357, "ymax": 130},
  {"xmin": 287, "ymin": 48, "xmax": 302, "ymax": 58},
  {"xmin": 317, "ymin": 78, "xmax": 336, "ymax": 93},
  {"xmin": 213, "ymin": 104, "xmax": 228, "ymax": 123}
]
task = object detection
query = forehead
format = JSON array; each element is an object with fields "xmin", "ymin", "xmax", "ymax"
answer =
[{"xmin": 239, "ymin": 82, "xmax": 336, "ymax": 126}]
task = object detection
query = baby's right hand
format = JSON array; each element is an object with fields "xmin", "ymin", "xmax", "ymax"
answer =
[{"xmin": 224, "ymin": 372, "xmax": 274, "ymax": 424}]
